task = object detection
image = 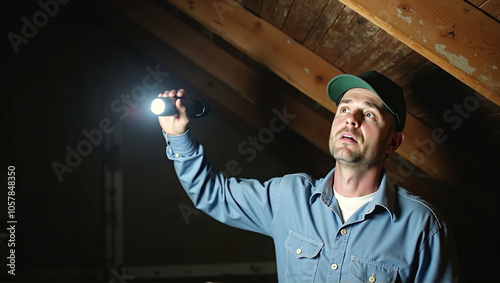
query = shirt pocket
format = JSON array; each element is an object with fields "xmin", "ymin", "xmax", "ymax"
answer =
[
  {"xmin": 284, "ymin": 230, "xmax": 324, "ymax": 283},
  {"xmin": 349, "ymin": 256, "xmax": 399, "ymax": 283}
]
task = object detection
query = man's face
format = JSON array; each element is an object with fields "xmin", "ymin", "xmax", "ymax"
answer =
[{"xmin": 329, "ymin": 88, "xmax": 398, "ymax": 168}]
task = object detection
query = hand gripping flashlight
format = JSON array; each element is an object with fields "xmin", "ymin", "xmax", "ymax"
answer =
[{"xmin": 150, "ymin": 97, "xmax": 209, "ymax": 118}]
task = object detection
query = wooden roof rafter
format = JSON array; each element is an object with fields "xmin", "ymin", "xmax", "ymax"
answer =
[
  {"xmin": 104, "ymin": 0, "xmax": 440, "ymax": 195},
  {"xmin": 165, "ymin": 0, "xmax": 463, "ymax": 188},
  {"xmin": 340, "ymin": 0, "xmax": 500, "ymax": 105}
]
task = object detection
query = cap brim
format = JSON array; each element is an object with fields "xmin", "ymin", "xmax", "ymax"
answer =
[{"xmin": 327, "ymin": 74, "xmax": 377, "ymax": 104}]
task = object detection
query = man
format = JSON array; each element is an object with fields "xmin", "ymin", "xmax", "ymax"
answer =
[{"xmin": 158, "ymin": 71, "xmax": 460, "ymax": 282}]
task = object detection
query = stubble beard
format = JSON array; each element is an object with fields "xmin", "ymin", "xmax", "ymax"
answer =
[
  {"xmin": 331, "ymin": 144, "xmax": 362, "ymax": 163},
  {"xmin": 330, "ymin": 136, "xmax": 385, "ymax": 169}
]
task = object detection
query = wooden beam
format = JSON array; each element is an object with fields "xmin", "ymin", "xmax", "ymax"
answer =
[
  {"xmin": 339, "ymin": 0, "xmax": 500, "ymax": 106},
  {"xmin": 109, "ymin": 1, "xmax": 263, "ymax": 106},
  {"xmin": 167, "ymin": 0, "xmax": 343, "ymax": 111},
  {"xmin": 105, "ymin": 0, "xmax": 332, "ymax": 154},
  {"xmin": 166, "ymin": 0, "xmax": 463, "ymax": 188},
  {"xmin": 104, "ymin": 0, "xmax": 439, "ymax": 194},
  {"xmin": 103, "ymin": 0, "xmax": 264, "ymax": 127},
  {"xmin": 478, "ymin": 0, "xmax": 500, "ymax": 21}
]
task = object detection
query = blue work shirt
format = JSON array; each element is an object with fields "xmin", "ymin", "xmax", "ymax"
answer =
[{"xmin": 164, "ymin": 130, "xmax": 460, "ymax": 282}]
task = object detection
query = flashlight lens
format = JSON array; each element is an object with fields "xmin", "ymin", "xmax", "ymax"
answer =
[{"xmin": 151, "ymin": 98, "xmax": 166, "ymax": 115}]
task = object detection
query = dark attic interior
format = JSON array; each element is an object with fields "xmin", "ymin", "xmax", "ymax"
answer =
[{"xmin": 2, "ymin": 0, "xmax": 499, "ymax": 282}]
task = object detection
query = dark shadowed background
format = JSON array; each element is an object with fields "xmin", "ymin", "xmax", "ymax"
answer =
[{"xmin": 2, "ymin": 1, "xmax": 499, "ymax": 282}]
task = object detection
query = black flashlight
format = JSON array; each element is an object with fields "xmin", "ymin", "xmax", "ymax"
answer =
[{"xmin": 150, "ymin": 97, "xmax": 209, "ymax": 118}]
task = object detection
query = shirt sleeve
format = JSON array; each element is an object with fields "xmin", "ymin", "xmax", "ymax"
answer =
[
  {"xmin": 163, "ymin": 130, "xmax": 280, "ymax": 237},
  {"xmin": 414, "ymin": 224, "xmax": 461, "ymax": 283}
]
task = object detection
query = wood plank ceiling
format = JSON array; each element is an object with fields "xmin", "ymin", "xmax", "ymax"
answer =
[{"xmin": 102, "ymin": 0, "xmax": 499, "ymax": 207}]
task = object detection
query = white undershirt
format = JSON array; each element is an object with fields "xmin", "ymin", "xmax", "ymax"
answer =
[{"xmin": 334, "ymin": 189, "xmax": 377, "ymax": 222}]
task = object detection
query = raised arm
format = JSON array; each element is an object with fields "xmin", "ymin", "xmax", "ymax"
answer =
[{"xmin": 158, "ymin": 89, "xmax": 278, "ymax": 236}]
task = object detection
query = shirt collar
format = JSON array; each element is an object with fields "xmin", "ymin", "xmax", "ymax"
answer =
[
  {"xmin": 368, "ymin": 171, "xmax": 397, "ymax": 222},
  {"xmin": 310, "ymin": 168, "xmax": 397, "ymax": 222},
  {"xmin": 310, "ymin": 168, "xmax": 335, "ymax": 206}
]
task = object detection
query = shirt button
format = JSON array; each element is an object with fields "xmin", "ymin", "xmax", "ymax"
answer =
[
  {"xmin": 174, "ymin": 153, "xmax": 180, "ymax": 158},
  {"xmin": 369, "ymin": 274, "xmax": 376, "ymax": 282},
  {"xmin": 340, "ymin": 228, "xmax": 347, "ymax": 235},
  {"xmin": 296, "ymin": 248, "xmax": 302, "ymax": 255},
  {"xmin": 331, "ymin": 263, "xmax": 338, "ymax": 270}
]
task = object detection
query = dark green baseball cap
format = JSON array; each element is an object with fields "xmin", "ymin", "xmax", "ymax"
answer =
[{"xmin": 326, "ymin": 71, "xmax": 406, "ymax": 131}]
